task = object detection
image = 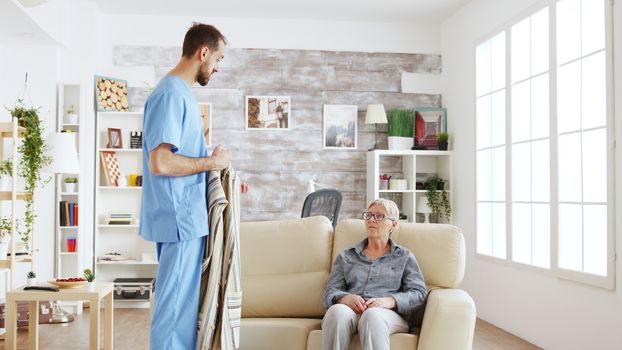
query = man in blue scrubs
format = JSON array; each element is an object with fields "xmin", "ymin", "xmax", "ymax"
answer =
[{"xmin": 139, "ymin": 23, "xmax": 231, "ymax": 349}]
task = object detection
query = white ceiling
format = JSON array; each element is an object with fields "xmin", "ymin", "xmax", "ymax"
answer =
[
  {"xmin": 0, "ymin": 0, "xmax": 56, "ymax": 45},
  {"xmin": 94, "ymin": 0, "xmax": 471, "ymax": 23}
]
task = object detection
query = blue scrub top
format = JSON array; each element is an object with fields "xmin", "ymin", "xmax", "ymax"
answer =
[{"xmin": 139, "ymin": 75, "xmax": 209, "ymax": 242}]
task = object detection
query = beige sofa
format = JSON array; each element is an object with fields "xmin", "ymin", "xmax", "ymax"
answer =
[{"xmin": 239, "ymin": 216, "xmax": 476, "ymax": 350}]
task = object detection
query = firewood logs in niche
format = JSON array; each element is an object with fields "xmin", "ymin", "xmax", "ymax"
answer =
[{"xmin": 97, "ymin": 78, "xmax": 129, "ymax": 111}]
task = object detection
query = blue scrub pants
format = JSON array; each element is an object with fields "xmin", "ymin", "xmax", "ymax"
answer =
[{"xmin": 151, "ymin": 236, "xmax": 205, "ymax": 350}]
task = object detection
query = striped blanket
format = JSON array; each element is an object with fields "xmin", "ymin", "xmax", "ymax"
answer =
[{"xmin": 198, "ymin": 168, "xmax": 242, "ymax": 350}]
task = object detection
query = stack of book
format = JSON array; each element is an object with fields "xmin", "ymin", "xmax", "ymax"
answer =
[
  {"xmin": 60, "ymin": 201, "xmax": 78, "ymax": 226},
  {"xmin": 108, "ymin": 213, "xmax": 132, "ymax": 225}
]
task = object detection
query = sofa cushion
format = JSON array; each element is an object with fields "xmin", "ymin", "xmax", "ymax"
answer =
[
  {"xmin": 240, "ymin": 216, "xmax": 333, "ymax": 317},
  {"xmin": 333, "ymin": 219, "xmax": 465, "ymax": 289},
  {"xmin": 306, "ymin": 329, "xmax": 419, "ymax": 350},
  {"xmin": 240, "ymin": 318, "xmax": 321, "ymax": 350}
]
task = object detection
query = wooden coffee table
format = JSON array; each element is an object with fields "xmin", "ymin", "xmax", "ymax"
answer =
[{"xmin": 4, "ymin": 282, "xmax": 114, "ymax": 350}]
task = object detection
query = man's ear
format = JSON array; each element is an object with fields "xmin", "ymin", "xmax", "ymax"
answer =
[{"xmin": 200, "ymin": 46, "xmax": 210, "ymax": 62}]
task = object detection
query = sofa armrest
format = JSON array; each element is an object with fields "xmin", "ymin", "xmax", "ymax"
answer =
[{"xmin": 416, "ymin": 288, "xmax": 476, "ymax": 350}]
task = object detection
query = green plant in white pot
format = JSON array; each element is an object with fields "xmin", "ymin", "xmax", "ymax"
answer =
[
  {"xmin": 64, "ymin": 177, "xmax": 78, "ymax": 193},
  {"xmin": 387, "ymin": 109, "xmax": 414, "ymax": 150},
  {"xmin": 26, "ymin": 271, "xmax": 37, "ymax": 286},
  {"xmin": 0, "ymin": 217, "xmax": 12, "ymax": 259},
  {"xmin": 66, "ymin": 105, "xmax": 78, "ymax": 124},
  {"xmin": 0, "ymin": 159, "xmax": 12, "ymax": 191}
]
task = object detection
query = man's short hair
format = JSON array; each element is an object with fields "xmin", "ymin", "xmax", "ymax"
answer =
[{"xmin": 182, "ymin": 22, "xmax": 227, "ymax": 58}]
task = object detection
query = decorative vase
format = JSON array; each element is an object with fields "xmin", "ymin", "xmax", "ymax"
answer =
[
  {"xmin": 27, "ymin": 277, "xmax": 37, "ymax": 287},
  {"xmin": 65, "ymin": 183, "xmax": 76, "ymax": 193},
  {"xmin": 118, "ymin": 173, "xmax": 128, "ymax": 187},
  {"xmin": 388, "ymin": 136, "xmax": 413, "ymax": 150},
  {"xmin": 67, "ymin": 114, "xmax": 78, "ymax": 124},
  {"xmin": 87, "ymin": 281, "xmax": 95, "ymax": 291}
]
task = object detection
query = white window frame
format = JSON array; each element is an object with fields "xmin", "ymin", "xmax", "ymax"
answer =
[{"xmin": 474, "ymin": 0, "xmax": 615, "ymax": 289}]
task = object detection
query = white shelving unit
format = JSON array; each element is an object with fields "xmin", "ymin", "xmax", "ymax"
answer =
[
  {"xmin": 366, "ymin": 150, "xmax": 454, "ymax": 223},
  {"xmin": 94, "ymin": 110, "xmax": 155, "ymax": 308}
]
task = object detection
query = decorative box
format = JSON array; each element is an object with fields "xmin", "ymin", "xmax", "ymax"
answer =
[{"xmin": 113, "ymin": 278, "xmax": 155, "ymax": 301}]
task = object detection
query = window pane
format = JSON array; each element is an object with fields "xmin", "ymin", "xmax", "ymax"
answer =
[
  {"xmin": 476, "ymin": 40, "xmax": 492, "ymax": 96},
  {"xmin": 477, "ymin": 202, "xmax": 492, "ymax": 255},
  {"xmin": 512, "ymin": 142, "xmax": 531, "ymax": 202},
  {"xmin": 557, "ymin": 61, "xmax": 581, "ymax": 133},
  {"xmin": 532, "ymin": 203, "xmax": 551, "ymax": 268},
  {"xmin": 477, "ymin": 149, "xmax": 492, "ymax": 201},
  {"xmin": 582, "ymin": 0, "xmax": 605, "ymax": 55},
  {"xmin": 559, "ymin": 204, "xmax": 583, "ymax": 271},
  {"xmin": 512, "ymin": 17, "xmax": 531, "ymax": 83},
  {"xmin": 492, "ymin": 203, "xmax": 507, "ymax": 258},
  {"xmin": 531, "ymin": 74, "xmax": 549, "ymax": 139},
  {"xmin": 582, "ymin": 128, "xmax": 607, "ymax": 202},
  {"xmin": 477, "ymin": 96, "xmax": 492, "ymax": 149},
  {"xmin": 492, "ymin": 147, "xmax": 506, "ymax": 201},
  {"xmin": 531, "ymin": 7, "xmax": 549, "ymax": 76},
  {"xmin": 512, "ymin": 203, "xmax": 531, "ymax": 264},
  {"xmin": 532, "ymin": 139, "xmax": 550, "ymax": 202},
  {"xmin": 558, "ymin": 133, "xmax": 582, "ymax": 202},
  {"xmin": 582, "ymin": 51, "xmax": 606, "ymax": 129},
  {"xmin": 491, "ymin": 90, "xmax": 506, "ymax": 147},
  {"xmin": 491, "ymin": 32, "xmax": 506, "ymax": 91},
  {"xmin": 557, "ymin": 0, "xmax": 581, "ymax": 64},
  {"xmin": 512, "ymin": 80, "xmax": 531, "ymax": 142},
  {"xmin": 583, "ymin": 204, "xmax": 607, "ymax": 275}
]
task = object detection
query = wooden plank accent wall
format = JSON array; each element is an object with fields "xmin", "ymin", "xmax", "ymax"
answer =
[{"xmin": 114, "ymin": 46, "xmax": 442, "ymax": 222}]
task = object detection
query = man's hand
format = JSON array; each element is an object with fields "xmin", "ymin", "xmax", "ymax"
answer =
[
  {"xmin": 337, "ymin": 294, "xmax": 367, "ymax": 314},
  {"xmin": 364, "ymin": 297, "xmax": 396, "ymax": 310},
  {"xmin": 211, "ymin": 145, "xmax": 231, "ymax": 170}
]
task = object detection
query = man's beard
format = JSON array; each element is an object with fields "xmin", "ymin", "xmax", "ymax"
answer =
[{"xmin": 196, "ymin": 69, "xmax": 211, "ymax": 86}]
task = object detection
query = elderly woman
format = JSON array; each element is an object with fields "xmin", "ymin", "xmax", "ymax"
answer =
[{"xmin": 322, "ymin": 198, "xmax": 427, "ymax": 350}]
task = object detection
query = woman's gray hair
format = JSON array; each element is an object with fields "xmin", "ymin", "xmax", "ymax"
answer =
[{"xmin": 367, "ymin": 198, "xmax": 399, "ymax": 221}]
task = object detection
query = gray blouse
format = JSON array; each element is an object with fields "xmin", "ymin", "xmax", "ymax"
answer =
[{"xmin": 322, "ymin": 238, "xmax": 427, "ymax": 321}]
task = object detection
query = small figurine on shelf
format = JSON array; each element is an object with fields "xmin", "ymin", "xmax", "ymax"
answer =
[
  {"xmin": 26, "ymin": 271, "xmax": 37, "ymax": 286},
  {"xmin": 118, "ymin": 172, "xmax": 128, "ymax": 187},
  {"xmin": 84, "ymin": 268, "xmax": 95, "ymax": 291}
]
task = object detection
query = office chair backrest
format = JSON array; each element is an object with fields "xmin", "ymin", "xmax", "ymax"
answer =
[{"xmin": 301, "ymin": 189, "xmax": 343, "ymax": 230}]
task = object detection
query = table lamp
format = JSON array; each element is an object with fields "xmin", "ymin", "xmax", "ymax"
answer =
[
  {"xmin": 41, "ymin": 132, "xmax": 79, "ymax": 323},
  {"xmin": 365, "ymin": 104, "xmax": 387, "ymax": 151},
  {"xmin": 417, "ymin": 195, "xmax": 433, "ymax": 224}
]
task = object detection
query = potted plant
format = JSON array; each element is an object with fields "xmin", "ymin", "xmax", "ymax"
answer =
[
  {"xmin": 6, "ymin": 99, "xmax": 52, "ymax": 252},
  {"xmin": 0, "ymin": 159, "xmax": 12, "ymax": 191},
  {"xmin": 424, "ymin": 175, "xmax": 452, "ymax": 222},
  {"xmin": 0, "ymin": 217, "xmax": 12, "ymax": 259},
  {"xmin": 83, "ymin": 268, "xmax": 95, "ymax": 291},
  {"xmin": 26, "ymin": 271, "xmax": 37, "ymax": 286},
  {"xmin": 387, "ymin": 109, "xmax": 414, "ymax": 150},
  {"xmin": 66, "ymin": 105, "xmax": 78, "ymax": 124},
  {"xmin": 64, "ymin": 177, "xmax": 78, "ymax": 192},
  {"xmin": 437, "ymin": 132, "xmax": 450, "ymax": 151}
]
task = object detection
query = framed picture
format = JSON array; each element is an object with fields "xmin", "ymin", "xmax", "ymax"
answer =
[
  {"xmin": 245, "ymin": 96, "xmax": 290, "ymax": 130},
  {"xmin": 107, "ymin": 128, "xmax": 123, "ymax": 149},
  {"xmin": 413, "ymin": 108, "xmax": 447, "ymax": 150},
  {"xmin": 95, "ymin": 75, "xmax": 129, "ymax": 112},
  {"xmin": 100, "ymin": 151, "xmax": 121, "ymax": 186},
  {"xmin": 323, "ymin": 105, "xmax": 358, "ymax": 150},
  {"xmin": 198, "ymin": 103, "xmax": 212, "ymax": 147}
]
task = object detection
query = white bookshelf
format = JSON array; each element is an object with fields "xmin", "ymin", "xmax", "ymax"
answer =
[
  {"xmin": 366, "ymin": 150, "xmax": 454, "ymax": 223},
  {"xmin": 94, "ymin": 110, "xmax": 155, "ymax": 308}
]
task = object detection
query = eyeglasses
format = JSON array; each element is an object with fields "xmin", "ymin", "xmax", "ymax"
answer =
[{"xmin": 362, "ymin": 212, "xmax": 394, "ymax": 221}]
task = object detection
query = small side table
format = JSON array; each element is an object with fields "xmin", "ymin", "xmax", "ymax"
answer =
[{"xmin": 5, "ymin": 282, "xmax": 114, "ymax": 350}]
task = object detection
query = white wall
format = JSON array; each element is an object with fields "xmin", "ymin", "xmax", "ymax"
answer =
[{"xmin": 441, "ymin": 0, "xmax": 622, "ymax": 349}]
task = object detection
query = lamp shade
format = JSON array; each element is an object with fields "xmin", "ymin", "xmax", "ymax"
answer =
[
  {"xmin": 365, "ymin": 104, "xmax": 387, "ymax": 124},
  {"xmin": 417, "ymin": 196, "xmax": 432, "ymax": 214},
  {"xmin": 40, "ymin": 132, "xmax": 79, "ymax": 174}
]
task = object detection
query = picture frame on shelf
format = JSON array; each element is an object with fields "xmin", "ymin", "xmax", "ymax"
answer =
[
  {"xmin": 245, "ymin": 96, "xmax": 290, "ymax": 130},
  {"xmin": 100, "ymin": 151, "xmax": 121, "ymax": 186},
  {"xmin": 323, "ymin": 104, "xmax": 357, "ymax": 150},
  {"xmin": 94, "ymin": 75, "xmax": 129, "ymax": 112},
  {"xmin": 412, "ymin": 108, "xmax": 447, "ymax": 150},
  {"xmin": 198, "ymin": 103, "xmax": 212, "ymax": 147},
  {"xmin": 107, "ymin": 128, "xmax": 123, "ymax": 149}
]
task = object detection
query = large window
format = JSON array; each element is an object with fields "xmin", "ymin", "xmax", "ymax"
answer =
[{"xmin": 475, "ymin": 0, "xmax": 612, "ymax": 287}]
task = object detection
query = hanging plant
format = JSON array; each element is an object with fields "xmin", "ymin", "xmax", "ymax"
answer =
[
  {"xmin": 424, "ymin": 175, "xmax": 452, "ymax": 222},
  {"xmin": 5, "ymin": 99, "xmax": 51, "ymax": 251}
]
